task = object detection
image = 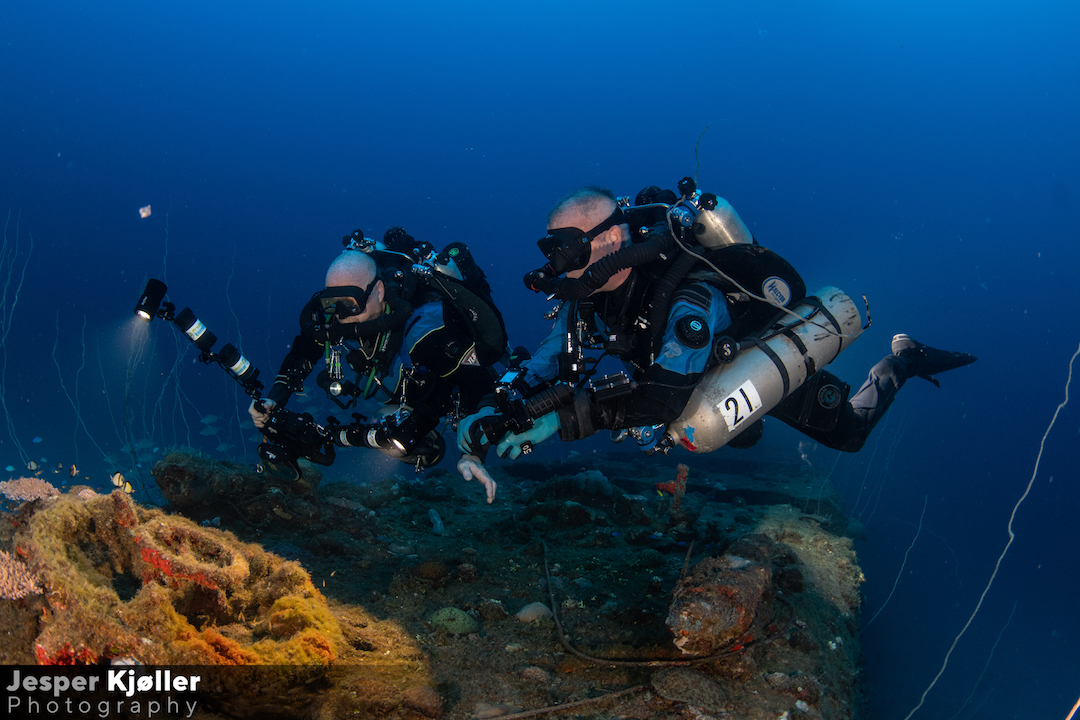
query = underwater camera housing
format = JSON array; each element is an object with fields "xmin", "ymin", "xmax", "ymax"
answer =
[
  {"xmin": 255, "ymin": 408, "xmax": 337, "ymax": 482},
  {"xmin": 461, "ymin": 374, "xmax": 575, "ymax": 456},
  {"xmin": 133, "ymin": 279, "xmax": 336, "ymax": 481}
]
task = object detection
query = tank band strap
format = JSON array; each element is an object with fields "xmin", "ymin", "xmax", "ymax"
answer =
[
  {"xmin": 807, "ymin": 293, "xmax": 846, "ymax": 358},
  {"xmin": 786, "ymin": 295, "xmax": 845, "ymax": 361},
  {"xmin": 780, "ymin": 326, "xmax": 808, "ymax": 355},
  {"xmin": 779, "ymin": 326, "xmax": 818, "ymax": 377},
  {"xmin": 744, "ymin": 337, "xmax": 789, "ymax": 396},
  {"xmin": 806, "ymin": 296, "xmax": 841, "ymax": 329}
]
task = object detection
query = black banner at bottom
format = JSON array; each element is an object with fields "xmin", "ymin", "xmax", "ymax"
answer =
[{"xmin": 2, "ymin": 664, "xmax": 334, "ymax": 719}]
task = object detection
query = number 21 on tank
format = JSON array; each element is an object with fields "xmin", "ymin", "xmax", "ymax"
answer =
[{"xmin": 718, "ymin": 380, "xmax": 761, "ymax": 430}]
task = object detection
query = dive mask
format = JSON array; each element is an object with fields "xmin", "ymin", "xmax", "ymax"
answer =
[
  {"xmin": 315, "ymin": 276, "xmax": 379, "ymax": 320},
  {"xmin": 536, "ymin": 206, "xmax": 626, "ymax": 276}
]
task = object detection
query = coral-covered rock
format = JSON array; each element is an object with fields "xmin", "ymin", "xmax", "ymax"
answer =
[
  {"xmin": 152, "ymin": 452, "xmax": 320, "ymax": 528},
  {"xmin": 667, "ymin": 549, "xmax": 772, "ymax": 656},
  {"xmin": 651, "ymin": 667, "xmax": 727, "ymax": 713},
  {"xmin": 15, "ymin": 489, "xmax": 343, "ymax": 673},
  {"xmin": 403, "ymin": 685, "xmax": 444, "ymax": 718},
  {"xmin": 411, "ymin": 560, "xmax": 450, "ymax": 587}
]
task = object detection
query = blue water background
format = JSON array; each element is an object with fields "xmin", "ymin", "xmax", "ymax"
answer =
[{"xmin": 2, "ymin": 1, "xmax": 1078, "ymax": 718}]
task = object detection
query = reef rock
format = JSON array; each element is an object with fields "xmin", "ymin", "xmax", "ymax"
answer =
[
  {"xmin": 14, "ymin": 489, "xmax": 343, "ymax": 683},
  {"xmin": 666, "ymin": 537, "xmax": 773, "ymax": 656},
  {"xmin": 152, "ymin": 451, "xmax": 322, "ymax": 528}
]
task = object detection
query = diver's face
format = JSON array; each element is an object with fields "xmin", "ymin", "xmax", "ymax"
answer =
[
  {"xmin": 548, "ymin": 205, "xmax": 630, "ymax": 293},
  {"xmin": 338, "ymin": 279, "xmax": 384, "ymax": 324}
]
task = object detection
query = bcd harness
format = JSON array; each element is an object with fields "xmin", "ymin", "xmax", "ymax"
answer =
[
  {"xmin": 318, "ymin": 240, "xmax": 509, "ymax": 409},
  {"xmin": 550, "ymin": 240, "xmax": 809, "ymax": 391}
]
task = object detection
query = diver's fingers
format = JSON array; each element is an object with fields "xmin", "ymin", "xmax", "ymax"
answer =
[
  {"xmin": 457, "ymin": 456, "xmax": 497, "ymax": 503},
  {"xmin": 477, "ymin": 468, "xmax": 497, "ymax": 504}
]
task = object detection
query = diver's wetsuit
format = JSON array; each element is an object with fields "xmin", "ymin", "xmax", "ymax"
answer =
[
  {"xmin": 519, "ymin": 270, "xmax": 733, "ymax": 440},
  {"xmin": 520, "ymin": 261, "xmax": 922, "ymax": 453},
  {"xmin": 784, "ymin": 353, "xmax": 912, "ymax": 453},
  {"xmin": 268, "ymin": 295, "xmax": 495, "ymax": 457}
]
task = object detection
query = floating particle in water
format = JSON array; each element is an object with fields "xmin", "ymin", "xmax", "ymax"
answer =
[{"xmin": 139, "ymin": 205, "xmax": 151, "ymax": 218}]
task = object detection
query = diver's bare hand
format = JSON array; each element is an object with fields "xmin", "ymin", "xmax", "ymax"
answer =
[
  {"xmin": 248, "ymin": 399, "xmax": 276, "ymax": 429},
  {"xmin": 457, "ymin": 454, "xmax": 497, "ymax": 504}
]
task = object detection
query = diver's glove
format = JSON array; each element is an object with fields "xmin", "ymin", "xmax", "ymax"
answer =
[
  {"xmin": 496, "ymin": 412, "xmax": 560, "ymax": 459},
  {"xmin": 457, "ymin": 406, "xmax": 497, "ymax": 455}
]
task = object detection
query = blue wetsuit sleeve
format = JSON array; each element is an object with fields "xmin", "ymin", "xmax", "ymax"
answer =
[{"xmin": 520, "ymin": 305, "xmax": 570, "ymax": 386}]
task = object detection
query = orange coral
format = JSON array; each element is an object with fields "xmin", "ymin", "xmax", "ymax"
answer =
[{"xmin": 35, "ymin": 643, "xmax": 98, "ymax": 665}]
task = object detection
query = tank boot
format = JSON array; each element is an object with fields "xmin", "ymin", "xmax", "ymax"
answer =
[{"xmin": 891, "ymin": 333, "xmax": 977, "ymax": 387}]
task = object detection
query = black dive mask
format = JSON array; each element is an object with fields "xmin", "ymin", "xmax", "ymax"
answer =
[
  {"xmin": 536, "ymin": 206, "xmax": 626, "ymax": 276},
  {"xmin": 315, "ymin": 276, "xmax": 379, "ymax": 320}
]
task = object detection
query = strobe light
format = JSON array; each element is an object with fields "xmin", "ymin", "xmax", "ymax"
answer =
[{"xmin": 134, "ymin": 279, "xmax": 168, "ymax": 321}]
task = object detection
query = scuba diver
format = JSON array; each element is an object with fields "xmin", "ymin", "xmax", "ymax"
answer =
[
  {"xmin": 455, "ymin": 182, "xmax": 976, "ymax": 499},
  {"xmin": 250, "ymin": 227, "xmax": 508, "ymax": 491}
]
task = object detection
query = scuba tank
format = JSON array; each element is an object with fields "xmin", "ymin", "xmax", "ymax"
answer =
[{"xmin": 662, "ymin": 287, "xmax": 863, "ymax": 454}]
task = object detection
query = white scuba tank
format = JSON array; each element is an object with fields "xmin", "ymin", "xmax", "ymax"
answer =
[{"xmin": 665, "ymin": 287, "xmax": 863, "ymax": 453}]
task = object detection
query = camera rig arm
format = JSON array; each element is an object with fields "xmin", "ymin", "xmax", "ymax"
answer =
[{"xmin": 134, "ymin": 279, "xmax": 338, "ymax": 480}]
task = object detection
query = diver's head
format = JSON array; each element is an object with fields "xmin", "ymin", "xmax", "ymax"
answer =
[
  {"xmin": 542, "ymin": 186, "xmax": 631, "ymax": 294},
  {"xmin": 320, "ymin": 252, "xmax": 385, "ymax": 324}
]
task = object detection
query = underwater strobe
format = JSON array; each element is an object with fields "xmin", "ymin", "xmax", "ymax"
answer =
[{"xmin": 133, "ymin": 278, "xmax": 337, "ymax": 482}]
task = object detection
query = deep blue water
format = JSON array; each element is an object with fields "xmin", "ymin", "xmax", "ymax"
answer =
[{"xmin": 2, "ymin": 1, "xmax": 1078, "ymax": 718}]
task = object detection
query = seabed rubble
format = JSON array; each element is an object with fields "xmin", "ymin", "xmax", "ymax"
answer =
[{"xmin": 0, "ymin": 451, "xmax": 866, "ymax": 720}]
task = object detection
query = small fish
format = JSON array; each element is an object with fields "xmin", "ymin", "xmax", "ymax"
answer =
[
  {"xmin": 27, "ymin": 460, "xmax": 39, "ymax": 471},
  {"xmin": 69, "ymin": 464, "xmax": 78, "ymax": 477},
  {"xmin": 110, "ymin": 472, "xmax": 133, "ymax": 493},
  {"xmin": 4, "ymin": 465, "xmax": 14, "ymax": 472},
  {"xmin": 215, "ymin": 443, "xmax": 233, "ymax": 452},
  {"xmin": 655, "ymin": 481, "xmax": 681, "ymax": 495},
  {"xmin": 198, "ymin": 427, "xmax": 217, "ymax": 436},
  {"xmin": 32, "ymin": 437, "xmax": 43, "ymax": 444},
  {"xmin": 200, "ymin": 415, "xmax": 220, "ymax": 425}
]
